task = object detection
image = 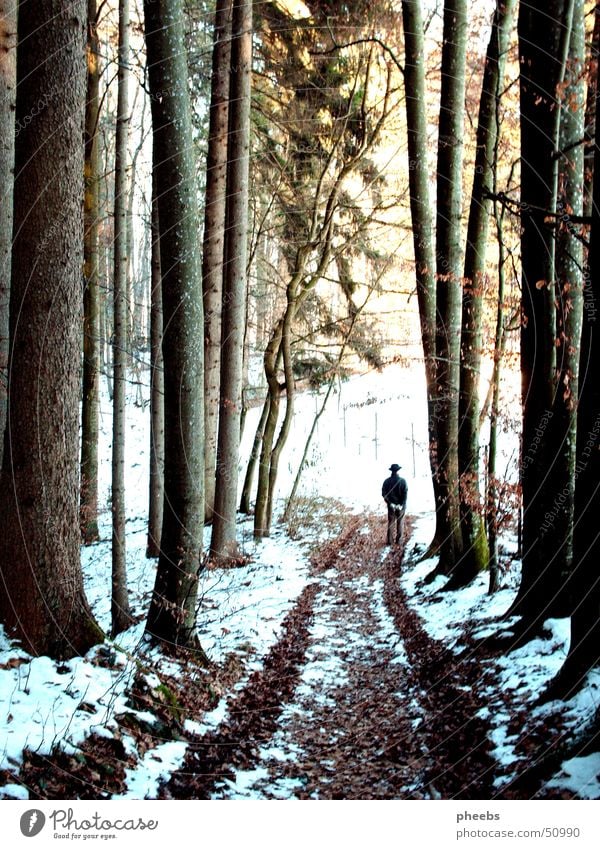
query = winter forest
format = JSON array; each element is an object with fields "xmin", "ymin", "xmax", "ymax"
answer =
[{"xmin": 1, "ymin": 0, "xmax": 600, "ymax": 806}]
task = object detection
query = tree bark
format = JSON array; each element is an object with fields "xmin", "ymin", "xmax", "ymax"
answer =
[
  {"xmin": 143, "ymin": 0, "xmax": 206, "ymax": 652},
  {"xmin": 552, "ymin": 2, "xmax": 600, "ymax": 696},
  {"xmin": 239, "ymin": 391, "xmax": 270, "ymax": 514},
  {"xmin": 434, "ymin": 0, "xmax": 468, "ymax": 576},
  {"xmin": 80, "ymin": 0, "xmax": 101, "ymax": 544},
  {"xmin": 0, "ymin": 0, "xmax": 16, "ymax": 461},
  {"xmin": 111, "ymin": 0, "xmax": 133, "ymax": 636},
  {"xmin": 401, "ymin": 0, "xmax": 440, "ymax": 557},
  {"xmin": 210, "ymin": 0, "xmax": 252, "ymax": 563},
  {"xmin": 456, "ymin": 0, "xmax": 516, "ymax": 586},
  {"xmin": 510, "ymin": 0, "xmax": 570, "ymax": 624},
  {"xmin": 202, "ymin": 0, "xmax": 232, "ymax": 524},
  {"xmin": 146, "ymin": 165, "xmax": 164, "ymax": 559},
  {"xmin": 549, "ymin": 0, "xmax": 584, "ymax": 599},
  {"xmin": 0, "ymin": 0, "xmax": 102, "ymax": 658}
]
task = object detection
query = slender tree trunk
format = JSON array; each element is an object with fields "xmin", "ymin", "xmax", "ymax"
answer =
[
  {"xmin": 146, "ymin": 166, "xmax": 164, "ymax": 559},
  {"xmin": 239, "ymin": 391, "xmax": 270, "ymax": 514},
  {"xmin": 125, "ymin": 87, "xmax": 145, "ymax": 355},
  {"xmin": 401, "ymin": 0, "xmax": 441, "ymax": 557},
  {"xmin": 487, "ymin": 198, "xmax": 509, "ymax": 595},
  {"xmin": 434, "ymin": 0, "xmax": 467, "ymax": 576},
  {"xmin": 0, "ymin": 0, "xmax": 102, "ymax": 658},
  {"xmin": 0, "ymin": 0, "xmax": 16, "ymax": 460},
  {"xmin": 143, "ymin": 0, "xmax": 206, "ymax": 652},
  {"xmin": 456, "ymin": 0, "xmax": 516, "ymax": 586},
  {"xmin": 283, "ymin": 308, "xmax": 362, "ymax": 522},
  {"xmin": 265, "ymin": 299, "xmax": 296, "ymax": 530},
  {"xmin": 203, "ymin": 0, "xmax": 232, "ymax": 524},
  {"xmin": 254, "ymin": 320, "xmax": 284, "ymax": 537},
  {"xmin": 111, "ymin": 0, "xmax": 132, "ymax": 636},
  {"xmin": 549, "ymin": 0, "xmax": 584, "ymax": 599},
  {"xmin": 210, "ymin": 0, "xmax": 251, "ymax": 562},
  {"xmin": 80, "ymin": 0, "xmax": 101, "ymax": 544}
]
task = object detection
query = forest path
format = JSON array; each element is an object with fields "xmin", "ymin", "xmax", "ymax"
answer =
[{"xmin": 166, "ymin": 513, "xmax": 499, "ymax": 800}]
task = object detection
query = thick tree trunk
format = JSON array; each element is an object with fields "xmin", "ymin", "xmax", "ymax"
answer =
[
  {"xmin": 434, "ymin": 0, "xmax": 467, "ymax": 576},
  {"xmin": 146, "ymin": 168, "xmax": 164, "ymax": 559},
  {"xmin": 202, "ymin": 0, "xmax": 232, "ymax": 524},
  {"xmin": 456, "ymin": 0, "xmax": 516, "ymax": 586},
  {"xmin": 210, "ymin": 0, "xmax": 252, "ymax": 563},
  {"xmin": 553, "ymin": 3, "xmax": 600, "ymax": 696},
  {"xmin": 0, "ymin": 0, "xmax": 16, "ymax": 459},
  {"xmin": 0, "ymin": 0, "xmax": 102, "ymax": 658},
  {"xmin": 111, "ymin": 0, "xmax": 132, "ymax": 636},
  {"xmin": 143, "ymin": 0, "xmax": 206, "ymax": 652},
  {"xmin": 510, "ymin": 0, "xmax": 570, "ymax": 624},
  {"xmin": 80, "ymin": 0, "xmax": 101, "ymax": 544}
]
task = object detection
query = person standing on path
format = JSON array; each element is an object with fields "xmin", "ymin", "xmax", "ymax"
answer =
[{"xmin": 382, "ymin": 463, "xmax": 407, "ymax": 545}]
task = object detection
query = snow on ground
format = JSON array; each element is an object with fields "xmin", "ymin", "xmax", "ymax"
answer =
[{"xmin": 0, "ymin": 364, "xmax": 599, "ymax": 799}]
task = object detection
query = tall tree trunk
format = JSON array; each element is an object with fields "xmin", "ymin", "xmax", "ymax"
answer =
[
  {"xmin": 203, "ymin": 0, "xmax": 232, "ymax": 524},
  {"xmin": 510, "ymin": 0, "xmax": 570, "ymax": 625},
  {"xmin": 0, "ymin": 0, "xmax": 102, "ymax": 658},
  {"xmin": 486, "ymin": 179, "xmax": 511, "ymax": 595},
  {"xmin": 146, "ymin": 166, "xmax": 164, "ymax": 559},
  {"xmin": 80, "ymin": 0, "xmax": 101, "ymax": 544},
  {"xmin": 549, "ymin": 0, "xmax": 584, "ymax": 601},
  {"xmin": 401, "ymin": 0, "xmax": 440, "ymax": 557},
  {"xmin": 456, "ymin": 0, "xmax": 516, "ymax": 586},
  {"xmin": 434, "ymin": 0, "xmax": 467, "ymax": 576},
  {"xmin": 111, "ymin": 0, "xmax": 132, "ymax": 636},
  {"xmin": 0, "ymin": 0, "xmax": 16, "ymax": 461},
  {"xmin": 210, "ymin": 0, "xmax": 251, "ymax": 561},
  {"xmin": 143, "ymin": 0, "xmax": 206, "ymax": 652},
  {"xmin": 552, "ymin": 3, "xmax": 600, "ymax": 696}
]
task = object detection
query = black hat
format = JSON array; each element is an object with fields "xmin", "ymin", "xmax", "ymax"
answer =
[{"xmin": 389, "ymin": 463, "xmax": 401, "ymax": 472}]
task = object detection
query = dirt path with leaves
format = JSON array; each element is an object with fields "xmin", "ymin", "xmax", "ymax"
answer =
[{"xmin": 165, "ymin": 513, "xmax": 499, "ymax": 800}]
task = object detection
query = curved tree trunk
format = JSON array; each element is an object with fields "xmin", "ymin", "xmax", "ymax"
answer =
[
  {"xmin": 265, "ymin": 299, "xmax": 296, "ymax": 530},
  {"xmin": 239, "ymin": 391, "xmax": 270, "ymax": 514},
  {"xmin": 254, "ymin": 319, "xmax": 283, "ymax": 537},
  {"xmin": 0, "ymin": 0, "xmax": 102, "ymax": 658}
]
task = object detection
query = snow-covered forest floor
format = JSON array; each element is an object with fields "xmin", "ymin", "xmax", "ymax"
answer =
[{"xmin": 1, "ymin": 364, "xmax": 599, "ymax": 800}]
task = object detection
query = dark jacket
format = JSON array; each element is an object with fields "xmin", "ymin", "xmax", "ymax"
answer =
[{"xmin": 382, "ymin": 472, "xmax": 407, "ymax": 507}]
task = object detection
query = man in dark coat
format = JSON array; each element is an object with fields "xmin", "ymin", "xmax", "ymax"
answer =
[{"xmin": 382, "ymin": 463, "xmax": 408, "ymax": 545}]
